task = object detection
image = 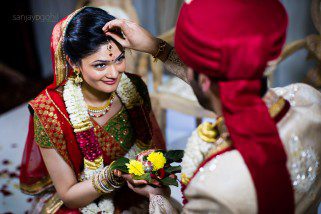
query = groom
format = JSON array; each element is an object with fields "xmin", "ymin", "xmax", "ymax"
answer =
[{"xmin": 103, "ymin": 0, "xmax": 321, "ymax": 213}]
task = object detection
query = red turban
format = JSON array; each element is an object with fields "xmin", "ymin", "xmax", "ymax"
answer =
[{"xmin": 175, "ymin": 0, "xmax": 294, "ymax": 213}]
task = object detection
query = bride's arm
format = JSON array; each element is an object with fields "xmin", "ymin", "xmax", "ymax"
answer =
[
  {"xmin": 40, "ymin": 147, "xmax": 102, "ymax": 208},
  {"xmin": 102, "ymin": 19, "xmax": 188, "ymax": 83}
]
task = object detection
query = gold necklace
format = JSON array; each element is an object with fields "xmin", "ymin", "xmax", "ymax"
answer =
[{"xmin": 87, "ymin": 92, "xmax": 115, "ymax": 117}]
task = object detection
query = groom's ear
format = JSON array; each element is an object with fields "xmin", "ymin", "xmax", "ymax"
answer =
[{"xmin": 199, "ymin": 74, "xmax": 212, "ymax": 93}]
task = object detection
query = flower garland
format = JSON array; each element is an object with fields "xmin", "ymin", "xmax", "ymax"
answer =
[
  {"xmin": 63, "ymin": 78, "xmax": 104, "ymax": 179},
  {"xmin": 180, "ymin": 119, "xmax": 233, "ymax": 205},
  {"xmin": 181, "ymin": 125, "xmax": 217, "ymax": 185},
  {"xmin": 79, "ymin": 195, "xmax": 114, "ymax": 214},
  {"xmin": 63, "ymin": 74, "xmax": 140, "ymax": 213},
  {"xmin": 180, "ymin": 119, "xmax": 232, "ymax": 186}
]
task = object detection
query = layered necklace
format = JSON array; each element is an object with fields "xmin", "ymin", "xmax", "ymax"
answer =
[{"xmin": 87, "ymin": 92, "xmax": 116, "ymax": 118}]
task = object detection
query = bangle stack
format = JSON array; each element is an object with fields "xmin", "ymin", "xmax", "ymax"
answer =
[{"xmin": 92, "ymin": 165, "xmax": 124, "ymax": 194}]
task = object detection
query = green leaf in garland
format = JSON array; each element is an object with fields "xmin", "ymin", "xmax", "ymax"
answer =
[
  {"xmin": 159, "ymin": 177, "xmax": 178, "ymax": 187},
  {"xmin": 165, "ymin": 150, "xmax": 184, "ymax": 163},
  {"xmin": 164, "ymin": 166, "xmax": 181, "ymax": 174},
  {"xmin": 133, "ymin": 173, "xmax": 152, "ymax": 183}
]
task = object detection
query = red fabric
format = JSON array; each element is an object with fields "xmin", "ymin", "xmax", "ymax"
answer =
[
  {"xmin": 175, "ymin": 0, "xmax": 294, "ymax": 213},
  {"xmin": 48, "ymin": 89, "xmax": 84, "ymax": 175},
  {"xmin": 19, "ymin": 115, "xmax": 51, "ymax": 191}
]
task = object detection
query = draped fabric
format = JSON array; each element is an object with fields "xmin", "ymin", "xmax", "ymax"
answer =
[{"xmin": 175, "ymin": 0, "xmax": 294, "ymax": 213}]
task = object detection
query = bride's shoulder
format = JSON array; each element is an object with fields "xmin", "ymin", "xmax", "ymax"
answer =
[{"xmin": 29, "ymin": 89, "xmax": 50, "ymax": 109}]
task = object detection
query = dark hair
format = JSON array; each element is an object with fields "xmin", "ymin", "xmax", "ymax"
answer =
[{"xmin": 64, "ymin": 7, "xmax": 123, "ymax": 65}]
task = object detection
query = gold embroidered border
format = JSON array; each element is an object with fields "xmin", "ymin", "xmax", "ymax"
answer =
[
  {"xmin": 20, "ymin": 176, "xmax": 53, "ymax": 195},
  {"xmin": 41, "ymin": 193, "xmax": 64, "ymax": 214},
  {"xmin": 94, "ymin": 123, "xmax": 129, "ymax": 162},
  {"xmin": 30, "ymin": 92, "xmax": 72, "ymax": 167}
]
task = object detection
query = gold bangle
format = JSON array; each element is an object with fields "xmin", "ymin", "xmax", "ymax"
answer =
[
  {"xmin": 153, "ymin": 39, "xmax": 167, "ymax": 62},
  {"xmin": 98, "ymin": 171, "xmax": 113, "ymax": 193},
  {"xmin": 91, "ymin": 174, "xmax": 103, "ymax": 194}
]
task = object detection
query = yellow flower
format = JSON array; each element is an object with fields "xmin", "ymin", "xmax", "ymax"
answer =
[
  {"xmin": 126, "ymin": 160, "xmax": 145, "ymax": 176},
  {"xmin": 147, "ymin": 152, "xmax": 166, "ymax": 171}
]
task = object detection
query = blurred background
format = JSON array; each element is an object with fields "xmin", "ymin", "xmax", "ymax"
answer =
[{"xmin": 1, "ymin": 0, "xmax": 321, "ymax": 213}]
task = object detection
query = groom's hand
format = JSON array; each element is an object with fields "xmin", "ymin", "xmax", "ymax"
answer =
[
  {"xmin": 126, "ymin": 181, "xmax": 171, "ymax": 199},
  {"xmin": 102, "ymin": 19, "xmax": 158, "ymax": 55}
]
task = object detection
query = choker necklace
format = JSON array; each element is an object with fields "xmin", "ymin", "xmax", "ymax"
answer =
[{"xmin": 87, "ymin": 92, "xmax": 115, "ymax": 118}]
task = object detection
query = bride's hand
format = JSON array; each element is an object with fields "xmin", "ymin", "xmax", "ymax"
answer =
[
  {"xmin": 120, "ymin": 173, "xmax": 170, "ymax": 198},
  {"xmin": 102, "ymin": 19, "xmax": 158, "ymax": 55},
  {"xmin": 126, "ymin": 181, "xmax": 171, "ymax": 199}
]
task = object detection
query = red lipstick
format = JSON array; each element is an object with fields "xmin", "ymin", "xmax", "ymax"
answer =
[{"xmin": 102, "ymin": 79, "xmax": 116, "ymax": 85}]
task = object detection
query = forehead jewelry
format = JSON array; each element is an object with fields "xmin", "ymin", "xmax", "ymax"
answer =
[{"xmin": 107, "ymin": 41, "xmax": 113, "ymax": 57}]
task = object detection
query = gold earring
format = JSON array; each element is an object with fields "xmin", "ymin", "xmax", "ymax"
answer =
[{"xmin": 74, "ymin": 69, "xmax": 83, "ymax": 84}]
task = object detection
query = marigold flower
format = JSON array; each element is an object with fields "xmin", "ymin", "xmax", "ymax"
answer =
[
  {"xmin": 126, "ymin": 160, "xmax": 145, "ymax": 176},
  {"xmin": 147, "ymin": 152, "xmax": 166, "ymax": 171}
]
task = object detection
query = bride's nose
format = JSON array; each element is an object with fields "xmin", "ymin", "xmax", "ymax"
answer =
[{"xmin": 107, "ymin": 64, "xmax": 119, "ymax": 78}]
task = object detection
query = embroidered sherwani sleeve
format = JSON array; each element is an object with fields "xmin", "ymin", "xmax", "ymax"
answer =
[{"xmin": 164, "ymin": 48, "xmax": 189, "ymax": 83}]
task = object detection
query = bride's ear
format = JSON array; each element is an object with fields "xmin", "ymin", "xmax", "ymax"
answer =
[{"xmin": 65, "ymin": 55, "xmax": 77, "ymax": 70}]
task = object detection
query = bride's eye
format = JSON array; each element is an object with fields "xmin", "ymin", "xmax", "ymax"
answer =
[
  {"xmin": 94, "ymin": 63, "xmax": 106, "ymax": 69},
  {"xmin": 115, "ymin": 55, "xmax": 125, "ymax": 64}
]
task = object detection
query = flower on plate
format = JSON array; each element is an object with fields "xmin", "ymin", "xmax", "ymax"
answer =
[
  {"xmin": 147, "ymin": 152, "xmax": 166, "ymax": 171},
  {"xmin": 126, "ymin": 160, "xmax": 145, "ymax": 176}
]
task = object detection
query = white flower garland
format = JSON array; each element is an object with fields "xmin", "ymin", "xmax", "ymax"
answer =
[
  {"xmin": 63, "ymin": 80, "xmax": 92, "ymax": 128},
  {"xmin": 80, "ymin": 195, "xmax": 114, "ymax": 214},
  {"xmin": 181, "ymin": 129, "xmax": 216, "ymax": 183},
  {"xmin": 63, "ymin": 73, "xmax": 140, "ymax": 213},
  {"xmin": 116, "ymin": 74, "xmax": 141, "ymax": 108}
]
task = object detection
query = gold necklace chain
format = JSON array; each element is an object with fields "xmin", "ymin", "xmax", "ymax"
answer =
[{"xmin": 87, "ymin": 92, "xmax": 115, "ymax": 114}]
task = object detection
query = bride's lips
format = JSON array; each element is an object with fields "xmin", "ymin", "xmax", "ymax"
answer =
[{"xmin": 102, "ymin": 79, "xmax": 117, "ymax": 85}]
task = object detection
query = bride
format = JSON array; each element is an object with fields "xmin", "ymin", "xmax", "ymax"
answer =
[{"xmin": 19, "ymin": 7, "xmax": 167, "ymax": 213}]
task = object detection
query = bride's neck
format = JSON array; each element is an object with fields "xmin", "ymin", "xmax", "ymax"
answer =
[{"xmin": 81, "ymin": 82, "xmax": 110, "ymax": 105}]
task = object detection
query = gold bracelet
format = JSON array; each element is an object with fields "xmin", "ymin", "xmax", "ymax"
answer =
[
  {"xmin": 98, "ymin": 171, "xmax": 114, "ymax": 193},
  {"xmin": 153, "ymin": 39, "xmax": 167, "ymax": 62},
  {"xmin": 91, "ymin": 174, "xmax": 103, "ymax": 194}
]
